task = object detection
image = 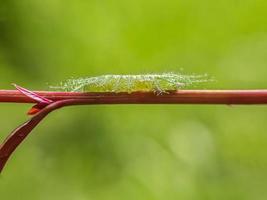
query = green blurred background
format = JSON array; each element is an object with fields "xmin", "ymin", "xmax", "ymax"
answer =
[{"xmin": 1, "ymin": 0, "xmax": 267, "ymax": 199}]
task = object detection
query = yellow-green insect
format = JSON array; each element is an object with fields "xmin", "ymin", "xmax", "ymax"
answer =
[{"xmin": 51, "ymin": 73, "xmax": 210, "ymax": 93}]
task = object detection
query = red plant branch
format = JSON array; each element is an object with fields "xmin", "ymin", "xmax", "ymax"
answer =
[
  {"xmin": 1, "ymin": 89, "xmax": 267, "ymax": 173},
  {"xmin": 1, "ymin": 89, "xmax": 267, "ymax": 104},
  {"xmin": 0, "ymin": 99, "xmax": 99, "ymax": 173},
  {"xmin": 0, "ymin": 100, "xmax": 66, "ymax": 172}
]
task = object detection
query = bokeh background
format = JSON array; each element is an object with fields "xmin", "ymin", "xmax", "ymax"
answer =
[{"xmin": 1, "ymin": 0, "xmax": 267, "ymax": 199}]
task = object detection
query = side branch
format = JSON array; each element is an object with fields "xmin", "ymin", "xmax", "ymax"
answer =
[{"xmin": 0, "ymin": 99, "xmax": 95, "ymax": 173}]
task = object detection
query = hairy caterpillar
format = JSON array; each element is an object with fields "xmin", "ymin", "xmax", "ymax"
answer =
[{"xmin": 51, "ymin": 73, "xmax": 211, "ymax": 94}]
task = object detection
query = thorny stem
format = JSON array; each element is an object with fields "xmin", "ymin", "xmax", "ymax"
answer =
[{"xmin": 1, "ymin": 89, "xmax": 267, "ymax": 173}]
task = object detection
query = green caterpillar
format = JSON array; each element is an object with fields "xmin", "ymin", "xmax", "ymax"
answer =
[{"xmin": 51, "ymin": 73, "xmax": 210, "ymax": 93}]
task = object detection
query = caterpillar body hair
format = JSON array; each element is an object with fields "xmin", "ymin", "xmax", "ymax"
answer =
[{"xmin": 51, "ymin": 73, "xmax": 211, "ymax": 94}]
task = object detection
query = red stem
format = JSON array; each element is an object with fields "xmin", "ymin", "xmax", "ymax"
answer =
[
  {"xmin": 1, "ymin": 89, "xmax": 267, "ymax": 173},
  {"xmin": 1, "ymin": 89, "xmax": 267, "ymax": 104},
  {"xmin": 0, "ymin": 99, "xmax": 96, "ymax": 173}
]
